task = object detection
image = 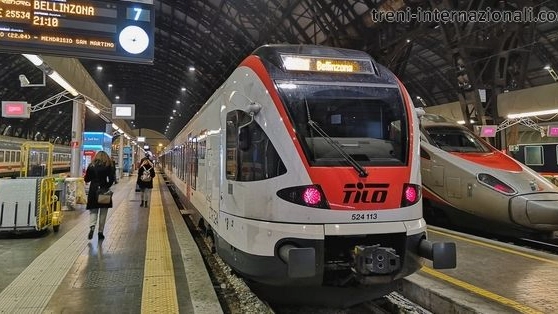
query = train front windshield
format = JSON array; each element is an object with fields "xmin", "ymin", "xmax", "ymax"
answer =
[
  {"xmin": 424, "ymin": 126, "xmax": 491, "ymax": 153},
  {"xmin": 277, "ymin": 81, "xmax": 408, "ymax": 166}
]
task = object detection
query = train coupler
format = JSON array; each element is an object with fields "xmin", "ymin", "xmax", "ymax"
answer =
[{"xmin": 352, "ymin": 245, "xmax": 400, "ymax": 275}]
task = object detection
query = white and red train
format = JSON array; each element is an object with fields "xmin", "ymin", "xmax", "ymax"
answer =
[
  {"xmin": 0, "ymin": 135, "xmax": 71, "ymax": 177},
  {"xmin": 161, "ymin": 45, "xmax": 455, "ymax": 303},
  {"xmin": 420, "ymin": 114, "xmax": 558, "ymax": 238}
]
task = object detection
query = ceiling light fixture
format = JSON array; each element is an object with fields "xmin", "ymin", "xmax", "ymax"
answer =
[
  {"xmin": 22, "ymin": 54, "xmax": 79, "ymax": 96},
  {"xmin": 84, "ymin": 100, "xmax": 101, "ymax": 114},
  {"xmin": 507, "ymin": 108, "xmax": 558, "ymax": 119},
  {"xmin": 49, "ymin": 71, "xmax": 79, "ymax": 96},
  {"xmin": 22, "ymin": 54, "xmax": 44, "ymax": 66}
]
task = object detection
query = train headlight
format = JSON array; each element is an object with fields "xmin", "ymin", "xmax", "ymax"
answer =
[
  {"xmin": 477, "ymin": 173, "xmax": 516, "ymax": 195},
  {"xmin": 277, "ymin": 185, "xmax": 330, "ymax": 209},
  {"xmin": 401, "ymin": 183, "xmax": 421, "ymax": 207}
]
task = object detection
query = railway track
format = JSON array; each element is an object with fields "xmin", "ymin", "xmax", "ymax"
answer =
[{"xmin": 516, "ymin": 237, "xmax": 558, "ymax": 254}]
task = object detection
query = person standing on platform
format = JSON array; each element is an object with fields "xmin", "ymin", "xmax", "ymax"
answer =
[
  {"xmin": 137, "ymin": 157, "xmax": 155, "ymax": 207},
  {"xmin": 84, "ymin": 150, "xmax": 116, "ymax": 240},
  {"xmin": 111, "ymin": 157, "xmax": 118, "ymax": 184}
]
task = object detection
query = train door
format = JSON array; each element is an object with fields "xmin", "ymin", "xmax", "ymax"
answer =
[
  {"xmin": 206, "ymin": 133, "xmax": 221, "ymax": 227},
  {"xmin": 186, "ymin": 134, "xmax": 197, "ymax": 202}
]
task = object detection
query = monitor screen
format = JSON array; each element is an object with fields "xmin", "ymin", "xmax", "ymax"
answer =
[
  {"xmin": 480, "ymin": 125, "xmax": 497, "ymax": 137},
  {"xmin": 547, "ymin": 125, "xmax": 558, "ymax": 137},
  {"xmin": 112, "ymin": 104, "xmax": 135, "ymax": 119}
]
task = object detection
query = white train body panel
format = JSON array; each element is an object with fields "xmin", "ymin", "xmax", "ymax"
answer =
[{"xmin": 163, "ymin": 45, "xmax": 455, "ymax": 289}]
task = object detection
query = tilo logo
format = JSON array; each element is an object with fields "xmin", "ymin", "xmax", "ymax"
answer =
[{"xmin": 342, "ymin": 183, "xmax": 389, "ymax": 204}]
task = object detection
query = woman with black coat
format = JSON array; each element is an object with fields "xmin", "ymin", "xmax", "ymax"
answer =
[{"xmin": 84, "ymin": 150, "xmax": 115, "ymax": 240}]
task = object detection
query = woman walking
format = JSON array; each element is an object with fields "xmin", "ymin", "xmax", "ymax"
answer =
[
  {"xmin": 84, "ymin": 151, "xmax": 116, "ymax": 240},
  {"xmin": 137, "ymin": 157, "xmax": 155, "ymax": 207}
]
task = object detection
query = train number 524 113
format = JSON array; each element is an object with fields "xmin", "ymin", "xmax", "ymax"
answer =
[{"xmin": 351, "ymin": 213, "xmax": 378, "ymax": 221}]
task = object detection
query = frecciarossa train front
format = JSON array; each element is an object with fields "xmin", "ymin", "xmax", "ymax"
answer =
[{"xmin": 165, "ymin": 45, "xmax": 456, "ymax": 300}]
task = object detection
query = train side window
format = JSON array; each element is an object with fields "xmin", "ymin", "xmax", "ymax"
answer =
[
  {"xmin": 524, "ymin": 146, "xmax": 544, "ymax": 166},
  {"xmin": 0, "ymin": 151, "xmax": 4, "ymax": 162},
  {"xmin": 226, "ymin": 110, "xmax": 286, "ymax": 182}
]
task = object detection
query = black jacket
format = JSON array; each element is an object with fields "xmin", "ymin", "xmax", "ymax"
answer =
[{"xmin": 84, "ymin": 163, "xmax": 115, "ymax": 209}]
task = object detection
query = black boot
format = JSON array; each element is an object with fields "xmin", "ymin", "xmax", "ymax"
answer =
[
  {"xmin": 98, "ymin": 232, "xmax": 105, "ymax": 240},
  {"xmin": 140, "ymin": 201, "xmax": 145, "ymax": 207},
  {"xmin": 88, "ymin": 227, "xmax": 94, "ymax": 240}
]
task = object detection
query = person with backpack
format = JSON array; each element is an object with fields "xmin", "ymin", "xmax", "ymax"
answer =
[{"xmin": 137, "ymin": 158, "xmax": 155, "ymax": 207}]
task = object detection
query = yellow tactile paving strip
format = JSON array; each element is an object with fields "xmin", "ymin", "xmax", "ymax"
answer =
[{"xmin": 141, "ymin": 176, "xmax": 180, "ymax": 313}]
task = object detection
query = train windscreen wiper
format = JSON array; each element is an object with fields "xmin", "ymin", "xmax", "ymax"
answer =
[{"xmin": 307, "ymin": 119, "xmax": 368, "ymax": 178}]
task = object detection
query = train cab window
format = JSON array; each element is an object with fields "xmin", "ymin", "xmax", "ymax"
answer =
[
  {"xmin": 226, "ymin": 110, "xmax": 286, "ymax": 181},
  {"xmin": 277, "ymin": 82, "xmax": 408, "ymax": 166},
  {"xmin": 424, "ymin": 126, "xmax": 491, "ymax": 153}
]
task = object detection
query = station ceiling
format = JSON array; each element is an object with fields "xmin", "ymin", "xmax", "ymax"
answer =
[{"xmin": 1, "ymin": 0, "xmax": 558, "ymax": 147}]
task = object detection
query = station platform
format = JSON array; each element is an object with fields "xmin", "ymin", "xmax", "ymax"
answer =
[
  {"xmin": 0, "ymin": 173, "xmax": 223, "ymax": 313},
  {"xmin": 403, "ymin": 227, "xmax": 558, "ymax": 314}
]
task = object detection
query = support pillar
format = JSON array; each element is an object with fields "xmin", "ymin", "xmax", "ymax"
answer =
[
  {"xmin": 70, "ymin": 99, "xmax": 84, "ymax": 177},
  {"xmin": 118, "ymin": 135, "xmax": 124, "ymax": 178}
]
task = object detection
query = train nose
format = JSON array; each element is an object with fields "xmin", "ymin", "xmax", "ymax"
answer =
[{"xmin": 510, "ymin": 193, "xmax": 558, "ymax": 230}]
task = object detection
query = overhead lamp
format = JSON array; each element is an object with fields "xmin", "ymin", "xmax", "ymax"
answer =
[
  {"xmin": 543, "ymin": 65, "xmax": 558, "ymax": 81},
  {"xmin": 508, "ymin": 109, "xmax": 558, "ymax": 119},
  {"xmin": 22, "ymin": 54, "xmax": 44, "ymax": 66},
  {"xmin": 22, "ymin": 54, "xmax": 79, "ymax": 96},
  {"xmin": 507, "ymin": 108, "xmax": 558, "ymax": 119},
  {"xmin": 84, "ymin": 99, "xmax": 101, "ymax": 114},
  {"xmin": 49, "ymin": 70, "xmax": 79, "ymax": 96}
]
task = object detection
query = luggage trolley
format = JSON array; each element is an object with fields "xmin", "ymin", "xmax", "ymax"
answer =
[{"xmin": 0, "ymin": 142, "xmax": 62, "ymax": 233}]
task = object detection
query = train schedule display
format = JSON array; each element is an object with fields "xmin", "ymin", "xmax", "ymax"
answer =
[{"xmin": 0, "ymin": 0, "xmax": 155, "ymax": 64}]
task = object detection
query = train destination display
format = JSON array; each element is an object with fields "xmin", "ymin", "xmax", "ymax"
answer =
[{"xmin": 0, "ymin": 0, "xmax": 155, "ymax": 63}]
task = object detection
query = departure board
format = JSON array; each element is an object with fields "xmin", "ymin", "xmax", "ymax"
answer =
[{"xmin": 0, "ymin": 0, "xmax": 155, "ymax": 64}]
